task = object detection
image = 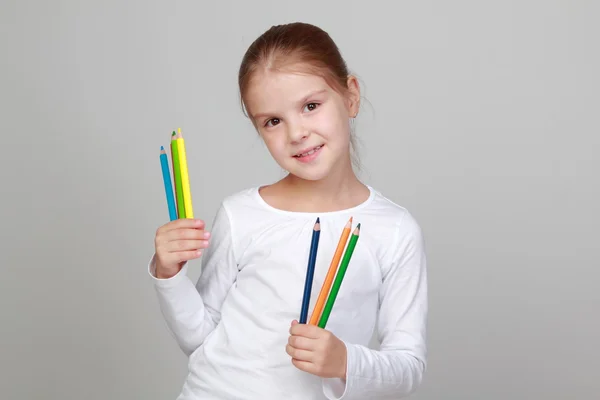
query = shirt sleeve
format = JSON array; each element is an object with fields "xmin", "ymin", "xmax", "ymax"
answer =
[
  {"xmin": 148, "ymin": 203, "xmax": 239, "ymax": 357},
  {"xmin": 322, "ymin": 211, "xmax": 428, "ymax": 399}
]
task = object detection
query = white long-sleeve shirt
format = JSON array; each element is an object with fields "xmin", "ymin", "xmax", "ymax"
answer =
[{"xmin": 148, "ymin": 185, "xmax": 428, "ymax": 399}]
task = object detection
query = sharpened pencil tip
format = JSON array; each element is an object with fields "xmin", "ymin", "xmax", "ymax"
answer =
[
  {"xmin": 160, "ymin": 145, "xmax": 164, "ymax": 150},
  {"xmin": 316, "ymin": 217, "xmax": 320, "ymax": 223},
  {"xmin": 356, "ymin": 223, "xmax": 361, "ymax": 229}
]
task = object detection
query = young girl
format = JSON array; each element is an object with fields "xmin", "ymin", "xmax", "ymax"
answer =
[{"xmin": 150, "ymin": 22, "xmax": 427, "ymax": 399}]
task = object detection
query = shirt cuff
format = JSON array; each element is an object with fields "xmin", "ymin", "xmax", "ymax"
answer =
[
  {"xmin": 147, "ymin": 253, "xmax": 189, "ymax": 288},
  {"xmin": 322, "ymin": 340, "xmax": 354, "ymax": 399}
]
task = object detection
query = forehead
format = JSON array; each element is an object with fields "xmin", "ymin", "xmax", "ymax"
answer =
[{"xmin": 245, "ymin": 70, "xmax": 336, "ymax": 114}]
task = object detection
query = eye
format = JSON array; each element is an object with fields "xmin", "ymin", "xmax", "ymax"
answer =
[
  {"xmin": 264, "ymin": 118, "xmax": 280, "ymax": 127},
  {"xmin": 303, "ymin": 102, "xmax": 320, "ymax": 112}
]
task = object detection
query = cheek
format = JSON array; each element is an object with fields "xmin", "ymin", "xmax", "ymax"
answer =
[
  {"xmin": 315, "ymin": 108, "xmax": 350, "ymax": 145},
  {"xmin": 262, "ymin": 134, "xmax": 287, "ymax": 157}
]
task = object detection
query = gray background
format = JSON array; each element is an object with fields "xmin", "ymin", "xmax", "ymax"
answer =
[{"xmin": 1, "ymin": 1, "xmax": 598, "ymax": 399}]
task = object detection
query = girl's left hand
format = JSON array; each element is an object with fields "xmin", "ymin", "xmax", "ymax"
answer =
[{"xmin": 286, "ymin": 320, "xmax": 347, "ymax": 379}]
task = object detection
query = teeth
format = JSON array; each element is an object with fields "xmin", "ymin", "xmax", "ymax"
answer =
[{"xmin": 296, "ymin": 145, "xmax": 322, "ymax": 157}]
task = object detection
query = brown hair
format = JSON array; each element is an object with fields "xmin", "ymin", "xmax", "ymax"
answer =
[{"xmin": 237, "ymin": 22, "xmax": 361, "ymax": 169}]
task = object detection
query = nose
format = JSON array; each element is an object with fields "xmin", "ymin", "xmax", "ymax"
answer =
[{"xmin": 288, "ymin": 121, "xmax": 309, "ymax": 144}]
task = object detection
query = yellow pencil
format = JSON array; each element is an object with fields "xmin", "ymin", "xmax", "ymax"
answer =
[{"xmin": 176, "ymin": 128, "xmax": 194, "ymax": 218}]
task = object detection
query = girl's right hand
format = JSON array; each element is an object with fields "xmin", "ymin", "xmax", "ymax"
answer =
[{"xmin": 154, "ymin": 218, "xmax": 210, "ymax": 279}]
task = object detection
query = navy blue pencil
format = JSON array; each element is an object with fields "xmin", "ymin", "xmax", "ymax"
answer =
[{"xmin": 300, "ymin": 217, "xmax": 321, "ymax": 324}]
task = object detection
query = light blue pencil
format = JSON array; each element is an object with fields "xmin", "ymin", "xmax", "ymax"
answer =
[{"xmin": 160, "ymin": 146, "xmax": 177, "ymax": 221}]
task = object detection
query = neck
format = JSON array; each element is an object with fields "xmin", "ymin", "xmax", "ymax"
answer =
[{"xmin": 282, "ymin": 161, "xmax": 364, "ymax": 207}]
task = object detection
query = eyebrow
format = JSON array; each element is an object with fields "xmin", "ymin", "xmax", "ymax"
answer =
[{"xmin": 251, "ymin": 89, "xmax": 328, "ymax": 120}]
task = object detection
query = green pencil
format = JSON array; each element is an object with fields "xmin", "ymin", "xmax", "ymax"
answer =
[
  {"xmin": 318, "ymin": 223, "xmax": 361, "ymax": 328},
  {"xmin": 170, "ymin": 131, "xmax": 185, "ymax": 218}
]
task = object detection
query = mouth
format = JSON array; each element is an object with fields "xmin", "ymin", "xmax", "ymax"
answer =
[{"xmin": 293, "ymin": 144, "xmax": 324, "ymax": 158}]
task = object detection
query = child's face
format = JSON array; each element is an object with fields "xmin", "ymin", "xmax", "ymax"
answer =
[{"xmin": 245, "ymin": 69, "xmax": 359, "ymax": 181}]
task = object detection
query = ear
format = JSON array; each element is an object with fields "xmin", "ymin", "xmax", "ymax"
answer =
[{"xmin": 345, "ymin": 75, "xmax": 360, "ymax": 117}]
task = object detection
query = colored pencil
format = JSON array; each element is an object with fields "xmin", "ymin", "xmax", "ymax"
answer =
[
  {"xmin": 176, "ymin": 128, "xmax": 194, "ymax": 218},
  {"xmin": 160, "ymin": 146, "xmax": 177, "ymax": 221},
  {"xmin": 309, "ymin": 216, "xmax": 352, "ymax": 325},
  {"xmin": 300, "ymin": 217, "xmax": 321, "ymax": 324},
  {"xmin": 170, "ymin": 131, "xmax": 185, "ymax": 218},
  {"xmin": 318, "ymin": 223, "xmax": 360, "ymax": 328}
]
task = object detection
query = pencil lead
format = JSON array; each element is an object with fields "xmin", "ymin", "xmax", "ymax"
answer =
[
  {"xmin": 316, "ymin": 217, "xmax": 320, "ymax": 223},
  {"xmin": 356, "ymin": 223, "xmax": 361, "ymax": 229},
  {"xmin": 160, "ymin": 145, "xmax": 164, "ymax": 150}
]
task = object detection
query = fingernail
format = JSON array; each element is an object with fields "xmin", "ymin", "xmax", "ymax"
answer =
[{"xmin": 203, "ymin": 231, "xmax": 211, "ymax": 239}]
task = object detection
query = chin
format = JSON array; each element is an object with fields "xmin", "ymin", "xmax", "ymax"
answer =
[
  {"xmin": 284, "ymin": 162, "xmax": 333, "ymax": 182},
  {"xmin": 289, "ymin": 170, "xmax": 329, "ymax": 181}
]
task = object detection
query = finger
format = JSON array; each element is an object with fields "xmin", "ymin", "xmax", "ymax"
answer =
[
  {"xmin": 156, "ymin": 223, "xmax": 207, "ymax": 248},
  {"xmin": 165, "ymin": 227, "xmax": 210, "ymax": 242},
  {"xmin": 159, "ymin": 218, "xmax": 205, "ymax": 235},
  {"xmin": 167, "ymin": 249, "xmax": 203, "ymax": 264},
  {"xmin": 288, "ymin": 335, "xmax": 316, "ymax": 350},
  {"xmin": 289, "ymin": 322, "xmax": 322, "ymax": 339},
  {"xmin": 167, "ymin": 239, "xmax": 209, "ymax": 252},
  {"xmin": 286, "ymin": 344, "xmax": 314, "ymax": 362},
  {"xmin": 156, "ymin": 230, "xmax": 209, "ymax": 250},
  {"xmin": 291, "ymin": 358, "xmax": 317, "ymax": 375}
]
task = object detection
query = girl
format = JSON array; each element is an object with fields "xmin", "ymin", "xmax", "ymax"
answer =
[{"xmin": 150, "ymin": 22, "xmax": 427, "ymax": 400}]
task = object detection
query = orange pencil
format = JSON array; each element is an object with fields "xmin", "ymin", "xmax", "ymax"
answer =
[{"xmin": 308, "ymin": 216, "xmax": 353, "ymax": 325}]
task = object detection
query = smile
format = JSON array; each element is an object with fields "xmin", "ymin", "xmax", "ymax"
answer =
[{"xmin": 294, "ymin": 144, "xmax": 324, "ymax": 158}]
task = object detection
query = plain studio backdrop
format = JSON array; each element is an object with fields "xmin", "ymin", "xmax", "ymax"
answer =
[{"xmin": 1, "ymin": 1, "xmax": 598, "ymax": 399}]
